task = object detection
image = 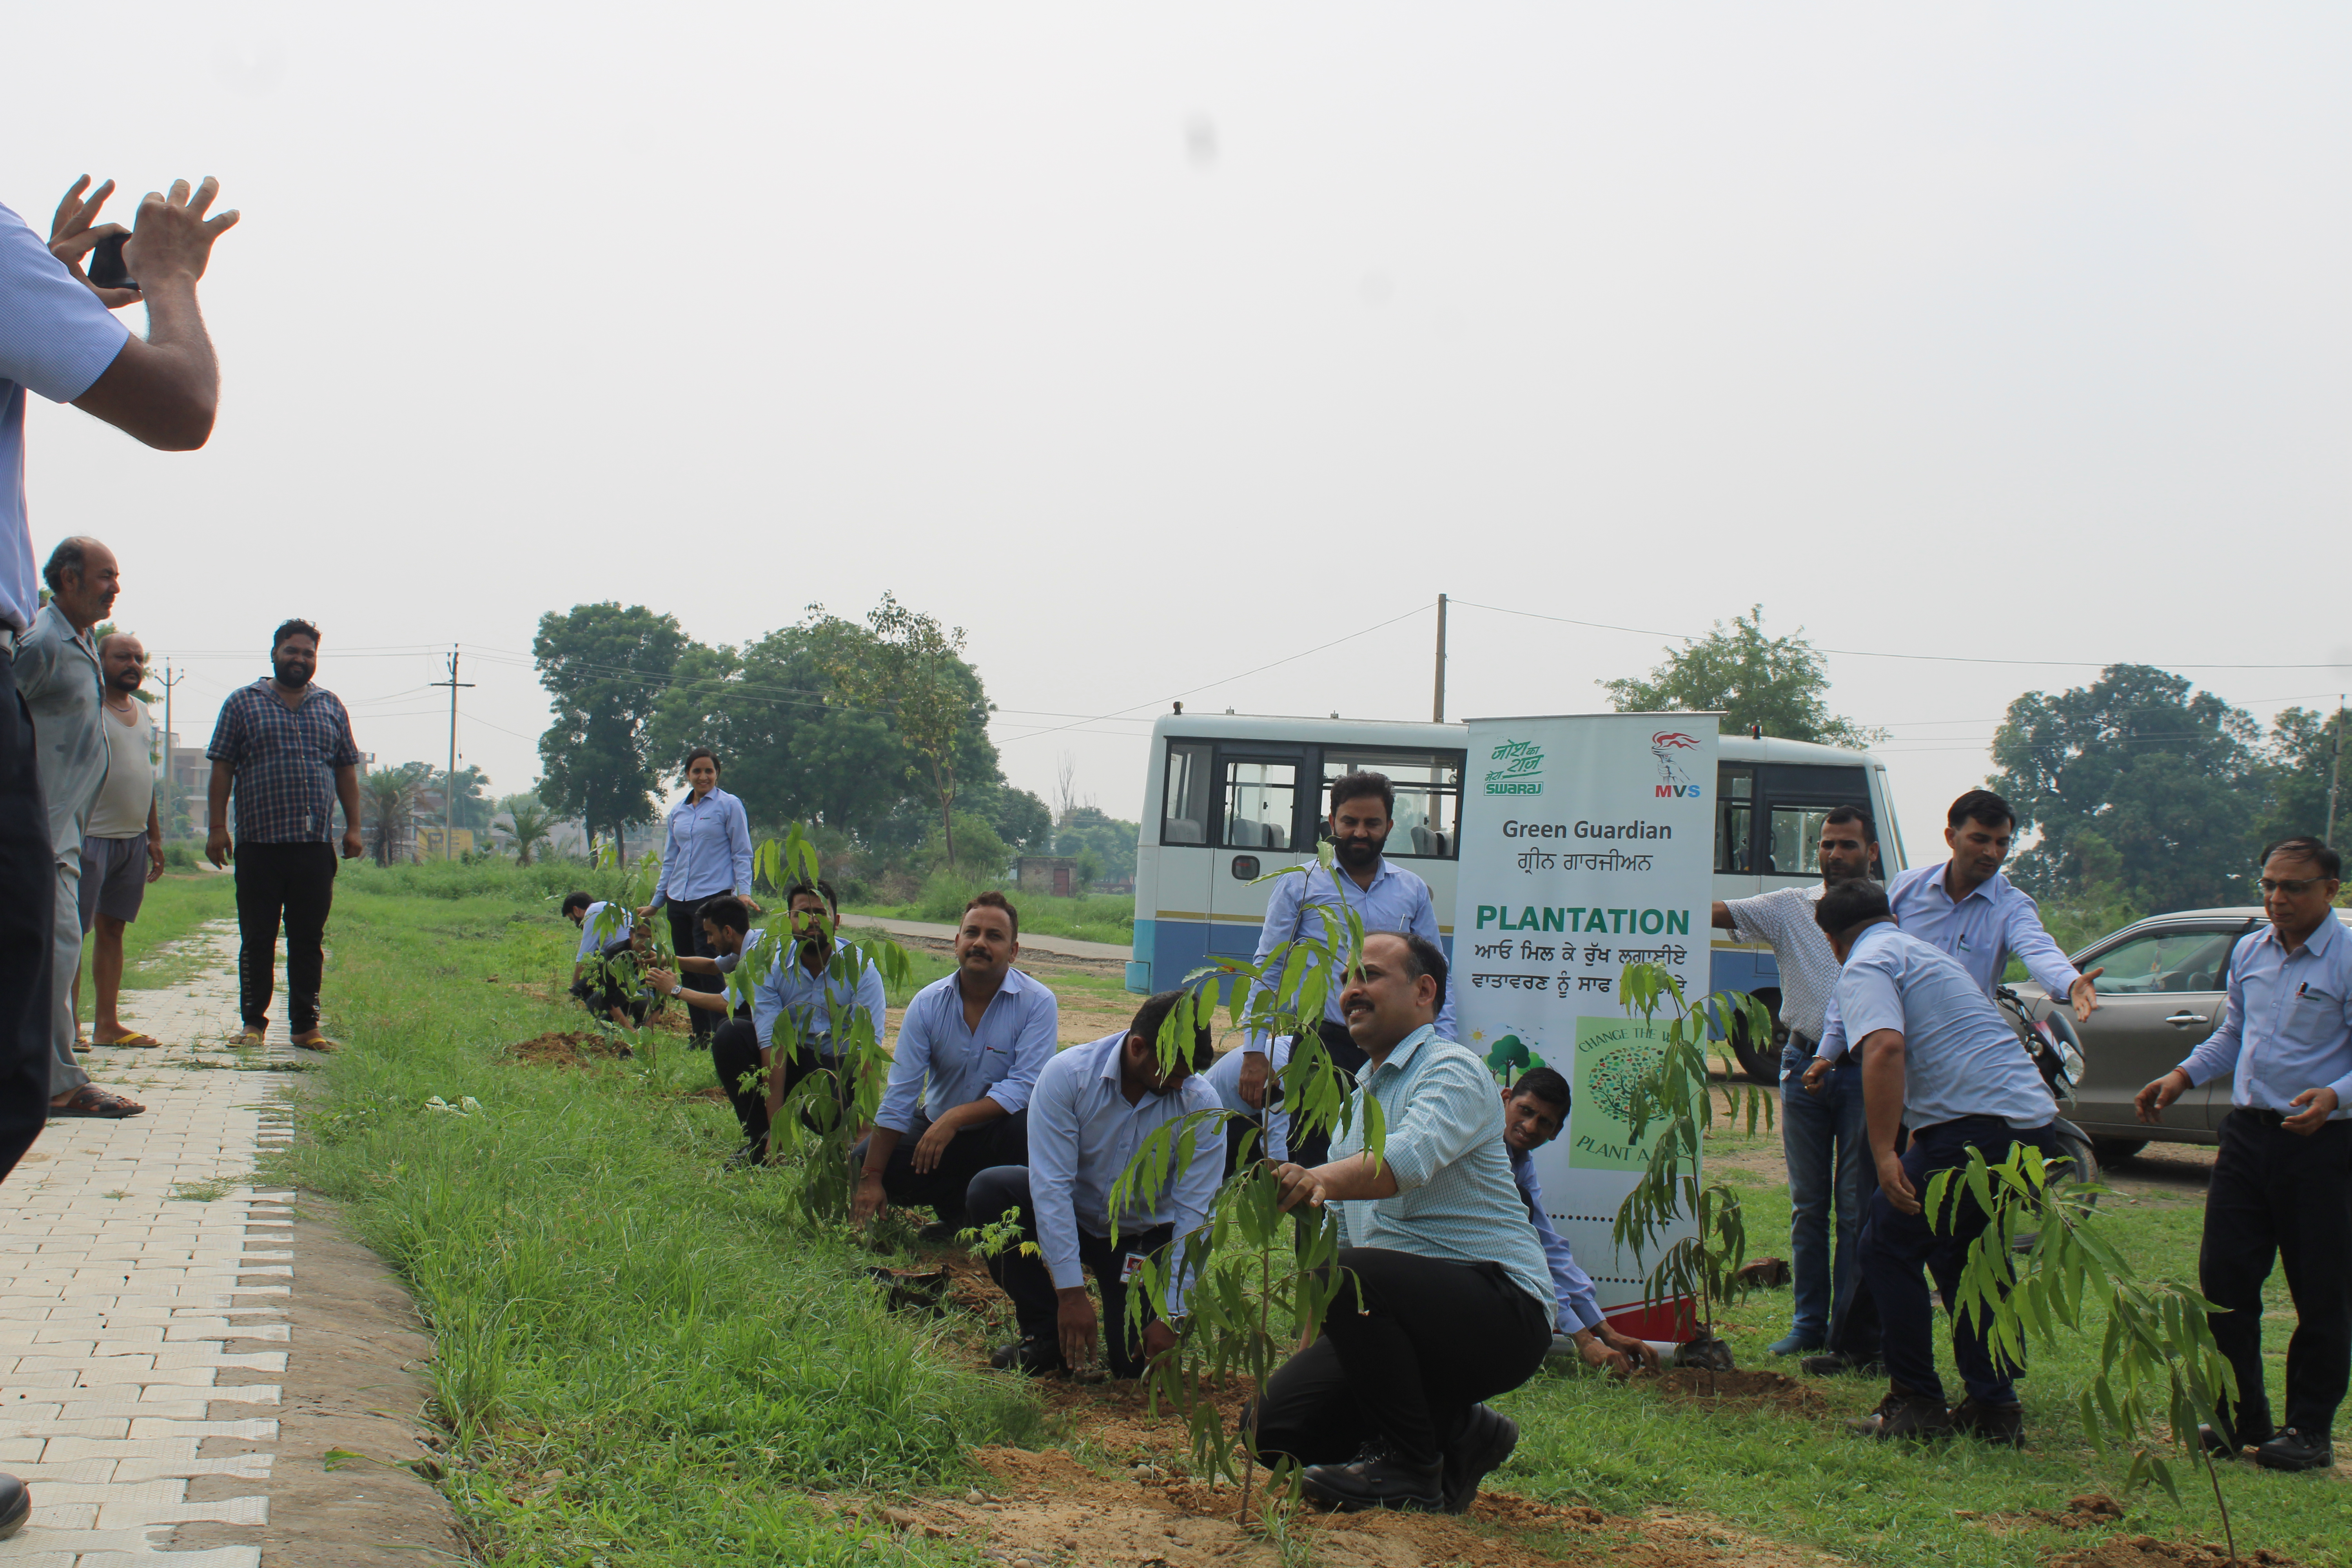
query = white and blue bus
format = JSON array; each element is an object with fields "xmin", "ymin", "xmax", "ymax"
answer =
[{"xmin": 1125, "ymin": 712, "xmax": 1907, "ymax": 1082}]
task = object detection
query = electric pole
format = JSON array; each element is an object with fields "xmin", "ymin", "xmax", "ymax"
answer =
[
  {"xmin": 1432, "ymin": 593, "xmax": 1448, "ymax": 723},
  {"xmin": 429, "ymin": 649, "xmax": 474, "ymax": 861},
  {"xmin": 156, "ymin": 661, "xmax": 185, "ymax": 838},
  {"xmin": 2328, "ymin": 693, "xmax": 2345, "ymax": 846}
]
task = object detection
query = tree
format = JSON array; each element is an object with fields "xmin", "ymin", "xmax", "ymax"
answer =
[
  {"xmin": 1601, "ymin": 606, "xmax": 1887, "ymax": 747},
  {"xmin": 2254, "ymin": 704, "xmax": 2348, "ymax": 851},
  {"xmin": 1055, "ymin": 806, "xmax": 1139, "ymax": 881},
  {"xmin": 503, "ymin": 799, "xmax": 556, "ymax": 866},
  {"xmin": 534, "ymin": 604, "xmax": 691, "ymax": 847},
  {"xmin": 1989, "ymin": 665, "xmax": 2265, "ymax": 911},
  {"xmin": 428, "ymin": 764, "xmax": 495, "ymax": 833},
  {"xmin": 363, "ymin": 764, "xmax": 428, "ymax": 866},
  {"xmin": 812, "ymin": 594, "xmax": 991, "ymax": 867}
]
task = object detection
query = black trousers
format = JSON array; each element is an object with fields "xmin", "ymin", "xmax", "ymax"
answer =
[
  {"xmin": 966, "ymin": 1165, "xmax": 1174, "ymax": 1378},
  {"xmin": 234, "ymin": 841, "xmax": 338, "ymax": 1034},
  {"xmin": 0, "ymin": 657, "xmax": 54, "ymax": 1178},
  {"xmin": 1253, "ymin": 1247, "xmax": 1551, "ymax": 1470},
  {"xmin": 850, "ymin": 1110, "xmax": 1030, "ymax": 1227},
  {"xmin": 1285, "ymin": 1018, "xmax": 1365, "ymax": 1173},
  {"xmin": 1860, "ymin": 1115, "xmax": 2063, "ymax": 1406},
  {"xmin": 2202, "ymin": 1109, "xmax": 2352, "ymax": 1443},
  {"xmin": 711, "ymin": 1015, "xmax": 836, "ymax": 1147},
  {"xmin": 664, "ymin": 898, "xmax": 723, "ymax": 1041}
]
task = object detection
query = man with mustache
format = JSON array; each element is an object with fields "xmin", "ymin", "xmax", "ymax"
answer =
[
  {"xmin": 204, "ymin": 620, "xmax": 364, "ymax": 1051},
  {"xmin": 852, "ymin": 892, "xmax": 1057, "ymax": 1234},
  {"xmin": 74, "ymin": 632, "xmax": 168, "ymax": 1051},
  {"xmin": 1243, "ymin": 771, "xmax": 1458, "ymax": 1169},
  {"xmin": 16, "ymin": 538, "xmax": 143, "ymax": 1118},
  {"xmin": 1708, "ymin": 805, "xmax": 1880, "ymax": 1361}
]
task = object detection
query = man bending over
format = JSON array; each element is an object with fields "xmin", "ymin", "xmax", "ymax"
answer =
[
  {"xmin": 1501, "ymin": 1066, "xmax": 1659, "ymax": 1376},
  {"xmin": 1252, "ymin": 931, "xmax": 1554, "ymax": 1515},
  {"xmin": 967, "ymin": 989, "xmax": 1221, "ymax": 1377}
]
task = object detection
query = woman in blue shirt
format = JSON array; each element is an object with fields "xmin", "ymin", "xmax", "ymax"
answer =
[{"xmin": 637, "ymin": 747, "xmax": 754, "ymax": 1040}]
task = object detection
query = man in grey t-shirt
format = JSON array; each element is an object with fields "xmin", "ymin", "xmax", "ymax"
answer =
[{"xmin": 1710, "ymin": 805, "xmax": 1878, "ymax": 1361}]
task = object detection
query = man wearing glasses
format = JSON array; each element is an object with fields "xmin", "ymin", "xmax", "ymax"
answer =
[{"xmin": 2136, "ymin": 837, "xmax": 2352, "ymax": 1474}]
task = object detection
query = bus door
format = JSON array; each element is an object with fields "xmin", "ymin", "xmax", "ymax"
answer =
[
  {"xmin": 1155, "ymin": 740, "xmax": 1219, "ymax": 982},
  {"xmin": 1209, "ymin": 746, "xmax": 1308, "ymax": 957}
]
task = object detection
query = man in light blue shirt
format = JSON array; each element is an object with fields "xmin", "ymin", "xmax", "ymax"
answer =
[
  {"xmin": 1251, "ymin": 932, "xmax": 1553, "ymax": 1517},
  {"xmin": 1811, "ymin": 790, "xmax": 2100, "ymax": 1070},
  {"xmin": 1207, "ymin": 1035, "xmax": 1289, "ymax": 1172},
  {"xmin": 854, "ymin": 893, "xmax": 1058, "ymax": 1234},
  {"xmin": 562, "ymin": 892, "xmax": 644, "ymax": 1027},
  {"xmin": 1497, "ymin": 1065, "xmax": 1658, "ymax": 1376},
  {"xmin": 966, "ymin": 991, "xmax": 1223, "ymax": 1378},
  {"xmin": 1242, "ymin": 771, "xmax": 1459, "ymax": 1169},
  {"xmin": 2136, "ymin": 837, "xmax": 2352, "ymax": 1473},
  {"xmin": 1819, "ymin": 880, "xmax": 2063, "ymax": 1448}
]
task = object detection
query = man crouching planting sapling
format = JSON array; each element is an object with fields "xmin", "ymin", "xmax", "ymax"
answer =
[{"xmin": 1250, "ymin": 931, "xmax": 1555, "ymax": 1514}]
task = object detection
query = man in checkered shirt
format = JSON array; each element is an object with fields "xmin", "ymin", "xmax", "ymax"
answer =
[{"xmin": 204, "ymin": 619, "xmax": 363, "ymax": 1051}]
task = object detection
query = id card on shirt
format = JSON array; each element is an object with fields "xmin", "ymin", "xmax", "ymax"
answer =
[{"xmin": 1120, "ymin": 1252, "xmax": 1147, "ymax": 1285}]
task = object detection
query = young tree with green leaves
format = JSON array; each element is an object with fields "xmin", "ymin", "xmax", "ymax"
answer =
[{"xmin": 1602, "ymin": 606, "xmax": 1886, "ymax": 746}]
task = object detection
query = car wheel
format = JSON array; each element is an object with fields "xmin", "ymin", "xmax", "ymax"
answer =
[
  {"xmin": 2089, "ymin": 1138, "xmax": 2147, "ymax": 1165},
  {"xmin": 1726, "ymin": 992, "xmax": 1786, "ymax": 1088}
]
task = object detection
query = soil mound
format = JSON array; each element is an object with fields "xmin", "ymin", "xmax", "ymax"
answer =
[
  {"xmin": 1634, "ymin": 1368, "xmax": 1824, "ymax": 1409},
  {"xmin": 506, "ymin": 1031, "xmax": 632, "ymax": 1068},
  {"xmin": 2048, "ymin": 1535, "xmax": 2298, "ymax": 1568}
]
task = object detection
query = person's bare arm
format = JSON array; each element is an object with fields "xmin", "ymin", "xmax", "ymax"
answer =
[
  {"xmin": 1270, "ymin": 1151, "xmax": 1401, "ymax": 1212},
  {"xmin": 851, "ymin": 1126, "xmax": 904, "ymax": 1224},
  {"xmin": 335, "ymin": 765, "xmax": 363, "ymax": 858},
  {"xmin": 67, "ymin": 179, "xmax": 239, "ymax": 451},
  {"xmin": 205, "ymin": 761, "xmax": 233, "ymax": 867},
  {"xmin": 144, "ymin": 795, "xmax": 165, "ymax": 883},
  {"xmin": 1711, "ymin": 901, "xmax": 1737, "ymax": 930}
]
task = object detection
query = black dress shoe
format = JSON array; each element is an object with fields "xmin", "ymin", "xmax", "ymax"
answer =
[
  {"xmin": 2253, "ymin": 1428, "xmax": 2334, "ymax": 1472},
  {"xmin": 724, "ymin": 1138, "xmax": 768, "ymax": 1171},
  {"xmin": 0, "ymin": 1473, "xmax": 29, "ymax": 1541},
  {"xmin": 1950, "ymin": 1395, "xmax": 2024, "ymax": 1448},
  {"xmin": 1441, "ymin": 1405, "xmax": 1519, "ymax": 1514},
  {"xmin": 2197, "ymin": 1423, "xmax": 2253, "ymax": 1459},
  {"xmin": 1846, "ymin": 1384, "xmax": 1953, "ymax": 1441},
  {"xmin": 988, "ymin": 1339, "xmax": 1065, "ymax": 1377},
  {"xmin": 1801, "ymin": 1349, "xmax": 1884, "ymax": 1378},
  {"xmin": 1300, "ymin": 1449, "xmax": 1444, "ymax": 1513}
]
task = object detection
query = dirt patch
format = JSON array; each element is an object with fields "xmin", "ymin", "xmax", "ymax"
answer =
[
  {"xmin": 2047, "ymin": 1536, "xmax": 2298, "ymax": 1568},
  {"xmin": 505, "ymin": 1030, "xmax": 633, "ymax": 1067},
  {"xmin": 1631, "ymin": 1368, "xmax": 1824, "ymax": 1410}
]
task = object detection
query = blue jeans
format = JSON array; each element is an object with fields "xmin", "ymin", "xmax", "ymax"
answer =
[
  {"xmin": 1860, "ymin": 1115, "xmax": 2062, "ymax": 1405},
  {"xmin": 1780, "ymin": 1042, "xmax": 1870, "ymax": 1344}
]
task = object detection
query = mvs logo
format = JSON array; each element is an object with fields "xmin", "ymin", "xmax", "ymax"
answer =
[{"xmin": 1647, "ymin": 730, "xmax": 1703, "ymax": 799}]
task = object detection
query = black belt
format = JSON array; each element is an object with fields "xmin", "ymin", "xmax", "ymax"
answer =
[{"xmin": 2239, "ymin": 1107, "xmax": 2290, "ymax": 1127}]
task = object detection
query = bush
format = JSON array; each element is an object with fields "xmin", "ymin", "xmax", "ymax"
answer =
[{"xmin": 161, "ymin": 841, "xmax": 202, "ymax": 871}]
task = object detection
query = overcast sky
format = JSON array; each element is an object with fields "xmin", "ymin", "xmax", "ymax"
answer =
[{"xmin": 11, "ymin": 3, "xmax": 2351, "ymax": 855}]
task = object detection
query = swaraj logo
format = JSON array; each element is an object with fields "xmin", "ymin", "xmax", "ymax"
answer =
[
  {"xmin": 1649, "ymin": 730, "xmax": 1702, "ymax": 799},
  {"xmin": 1484, "ymin": 738, "xmax": 1544, "ymax": 797}
]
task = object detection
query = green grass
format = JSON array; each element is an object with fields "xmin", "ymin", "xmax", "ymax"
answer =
[
  {"xmin": 846, "ymin": 879, "xmax": 1135, "ymax": 947},
  {"xmin": 284, "ymin": 874, "xmax": 1031, "ymax": 1565},
  {"xmin": 1491, "ymin": 1125, "xmax": 2349, "ymax": 1566}
]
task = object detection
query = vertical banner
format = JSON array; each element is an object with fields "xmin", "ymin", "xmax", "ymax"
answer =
[{"xmin": 1453, "ymin": 713, "xmax": 1719, "ymax": 1335}]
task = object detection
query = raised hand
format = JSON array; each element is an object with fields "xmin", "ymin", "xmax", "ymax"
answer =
[
  {"xmin": 120, "ymin": 177, "xmax": 240, "ymax": 291},
  {"xmin": 48, "ymin": 176, "xmax": 140, "ymax": 309}
]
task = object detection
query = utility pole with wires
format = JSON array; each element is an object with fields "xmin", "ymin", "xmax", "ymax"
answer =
[
  {"xmin": 155, "ymin": 661, "xmax": 185, "ymax": 838},
  {"xmin": 1432, "ymin": 593, "xmax": 1448, "ymax": 723},
  {"xmin": 430, "ymin": 649, "xmax": 474, "ymax": 861}
]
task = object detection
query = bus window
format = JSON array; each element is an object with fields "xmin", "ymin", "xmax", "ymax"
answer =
[
  {"xmin": 1768, "ymin": 806, "xmax": 1833, "ymax": 877},
  {"xmin": 1224, "ymin": 760, "xmax": 1297, "ymax": 851},
  {"xmin": 1163, "ymin": 741, "xmax": 1213, "ymax": 845},
  {"xmin": 1717, "ymin": 766, "xmax": 1754, "ymax": 873},
  {"xmin": 1320, "ymin": 749, "xmax": 1463, "ymax": 858}
]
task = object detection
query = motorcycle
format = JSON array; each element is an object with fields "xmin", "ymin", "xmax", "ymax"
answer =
[{"xmin": 1994, "ymin": 984, "xmax": 2100, "ymax": 1245}]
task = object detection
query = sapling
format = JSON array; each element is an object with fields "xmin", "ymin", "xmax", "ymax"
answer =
[
  {"xmin": 1932, "ymin": 1143, "xmax": 2245, "ymax": 1565},
  {"xmin": 1610, "ymin": 962, "xmax": 1778, "ymax": 1379}
]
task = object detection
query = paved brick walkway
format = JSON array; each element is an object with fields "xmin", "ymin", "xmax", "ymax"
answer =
[{"xmin": 2, "ymin": 926, "xmax": 303, "ymax": 1567}]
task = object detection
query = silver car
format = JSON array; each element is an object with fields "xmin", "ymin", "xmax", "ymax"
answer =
[{"xmin": 2016, "ymin": 907, "xmax": 2352, "ymax": 1163}]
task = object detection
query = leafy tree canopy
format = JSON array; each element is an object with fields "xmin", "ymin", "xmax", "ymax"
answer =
[
  {"xmin": 534, "ymin": 603, "xmax": 688, "ymax": 843},
  {"xmin": 1601, "ymin": 606, "xmax": 1887, "ymax": 748},
  {"xmin": 1989, "ymin": 664, "xmax": 2267, "ymax": 911},
  {"xmin": 1055, "ymin": 806, "xmax": 1139, "ymax": 880}
]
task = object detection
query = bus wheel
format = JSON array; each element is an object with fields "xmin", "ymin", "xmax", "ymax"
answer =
[{"xmin": 1726, "ymin": 993, "xmax": 1785, "ymax": 1087}]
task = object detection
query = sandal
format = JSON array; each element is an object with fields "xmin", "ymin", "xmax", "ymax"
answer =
[
  {"xmin": 73, "ymin": 1035, "xmax": 93, "ymax": 1054},
  {"xmin": 96, "ymin": 1033, "xmax": 163, "ymax": 1049},
  {"xmin": 49, "ymin": 1086, "xmax": 146, "ymax": 1119},
  {"xmin": 290, "ymin": 1032, "xmax": 340, "ymax": 1053},
  {"xmin": 229, "ymin": 1027, "xmax": 266, "ymax": 1047}
]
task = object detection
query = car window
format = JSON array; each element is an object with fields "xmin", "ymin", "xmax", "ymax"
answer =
[{"xmin": 2089, "ymin": 929, "xmax": 2238, "ymax": 995}]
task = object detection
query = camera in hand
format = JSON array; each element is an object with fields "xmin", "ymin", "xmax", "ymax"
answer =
[{"xmin": 88, "ymin": 232, "xmax": 136, "ymax": 291}]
